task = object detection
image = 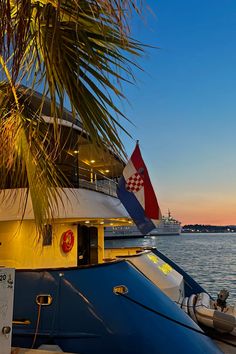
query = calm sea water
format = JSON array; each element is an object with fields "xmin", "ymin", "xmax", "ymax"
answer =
[{"xmin": 105, "ymin": 233, "xmax": 236, "ymax": 304}]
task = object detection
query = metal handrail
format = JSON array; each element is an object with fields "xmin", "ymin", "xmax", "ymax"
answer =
[
  {"xmin": 79, "ymin": 178, "xmax": 117, "ymax": 197},
  {"xmin": 56, "ymin": 162, "xmax": 119, "ymax": 197}
]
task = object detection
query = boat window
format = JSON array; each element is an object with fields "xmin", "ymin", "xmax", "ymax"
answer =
[
  {"xmin": 36, "ymin": 294, "xmax": 53, "ymax": 306},
  {"xmin": 42, "ymin": 224, "xmax": 52, "ymax": 246}
]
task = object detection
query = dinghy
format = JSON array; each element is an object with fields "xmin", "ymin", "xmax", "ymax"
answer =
[{"xmin": 183, "ymin": 291, "xmax": 236, "ymax": 336}]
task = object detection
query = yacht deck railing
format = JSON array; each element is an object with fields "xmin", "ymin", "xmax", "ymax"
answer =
[
  {"xmin": 57, "ymin": 163, "xmax": 119, "ymax": 197},
  {"xmin": 79, "ymin": 178, "xmax": 117, "ymax": 197}
]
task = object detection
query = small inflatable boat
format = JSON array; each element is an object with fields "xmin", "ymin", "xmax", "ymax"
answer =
[{"xmin": 182, "ymin": 292, "xmax": 236, "ymax": 336}]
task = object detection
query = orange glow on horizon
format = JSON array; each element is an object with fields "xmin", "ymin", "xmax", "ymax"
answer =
[{"xmin": 160, "ymin": 199, "xmax": 236, "ymax": 226}]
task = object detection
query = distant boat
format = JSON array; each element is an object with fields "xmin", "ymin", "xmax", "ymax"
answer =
[{"xmin": 105, "ymin": 211, "xmax": 181, "ymax": 239}]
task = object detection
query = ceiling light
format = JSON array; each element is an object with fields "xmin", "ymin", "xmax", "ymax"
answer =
[
  {"xmin": 85, "ymin": 220, "xmax": 90, "ymax": 224},
  {"xmin": 90, "ymin": 160, "xmax": 95, "ymax": 164}
]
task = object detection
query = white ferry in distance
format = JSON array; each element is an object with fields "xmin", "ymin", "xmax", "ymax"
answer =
[{"xmin": 105, "ymin": 211, "xmax": 181, "ymax": 239}]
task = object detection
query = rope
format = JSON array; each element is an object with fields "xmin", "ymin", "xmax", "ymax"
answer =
[
  {"xmin": 175, "ymin": 301, "xmax": 208, "ymax": 309},
  {"xmin": 31, "ymin": 303, "xmax": 42, "ymax": 349},
  {"xmin": 50, "ymin": 275, "xmax": 62, "ymax": 335},
  {"xmin": 117, "ymin": 292, "xmax": 236, "ymax": 348}
]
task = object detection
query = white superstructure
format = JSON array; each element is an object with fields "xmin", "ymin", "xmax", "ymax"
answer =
[
  {"xmin": 105, "ymin": 211, "xmax": 181, "ymax": 238},
  {"xmin": 150, "ymin": 211, "xmax": 181, "ymax": 236},
  {"xmin": 0, "ymin": 89, "xmax": 131, "ymax": 270}
]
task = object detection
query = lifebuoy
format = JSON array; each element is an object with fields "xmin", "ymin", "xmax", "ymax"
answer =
[{"xmin": 61, "ymin": 230, "xmax": 74, "ymax": 253}]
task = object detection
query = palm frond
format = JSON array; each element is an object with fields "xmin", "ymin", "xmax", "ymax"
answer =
[
  {"xmin": 0, "ymin": 0, "xmax": 146, "ymax": 234},
  {"xmin": 0, "ymin": 82, "xmax": 65, "ymax": 235},
  {"xmin": 1, "ymin": 0, "xmax": 144, "ymax": 155}
]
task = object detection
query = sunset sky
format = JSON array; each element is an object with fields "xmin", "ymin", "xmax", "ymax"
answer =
[{"xmin": 119, "ymin": 1, "xmax": 236, "ymax": 225}]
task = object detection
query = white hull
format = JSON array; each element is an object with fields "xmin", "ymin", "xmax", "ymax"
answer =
[
  {"xmin": 149, "ymin": 224, "xmax": 181, "ymax": 236},
  {"xmin": 105, "ymin": 223, "xmax": 181, "ymax": 238}
]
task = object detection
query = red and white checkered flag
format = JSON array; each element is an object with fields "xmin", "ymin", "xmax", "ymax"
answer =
[
  {"xmin": 117, "ymin": 142, "xmax": 162, "ymax": 234},
  {"xmin": 126, "ymin": 172, "xmax": 144, "ymax": 193}
]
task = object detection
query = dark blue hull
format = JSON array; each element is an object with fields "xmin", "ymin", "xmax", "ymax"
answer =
[{"xmin": 12, "ymin": 255, "xmax": 221, "ymax": 353}]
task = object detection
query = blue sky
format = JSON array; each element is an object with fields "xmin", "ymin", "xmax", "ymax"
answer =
[{"xmin": 118, "ymin": 1, "xmax": 236, "ymax": 225}]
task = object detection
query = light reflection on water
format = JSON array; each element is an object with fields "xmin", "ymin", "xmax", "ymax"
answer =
[{"xmin": 105, "ymin": 233, "xmax": 236, "ymax": 303}]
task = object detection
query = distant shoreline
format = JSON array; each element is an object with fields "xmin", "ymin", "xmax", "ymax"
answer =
[
  {"xmin": 182, "ymin": 225, "xmax": 236, "ymax": 233},
  {"xmin": 182, "ymin": 231, "xmax": 236, "ymax": 233}
]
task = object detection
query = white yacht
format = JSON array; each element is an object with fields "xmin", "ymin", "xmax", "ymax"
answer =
[
  {"xmin": 0, "ymin": 90, "xmax": 222, "ymax": 354},
  {"xmin": 150, "ymin": 211, "xmax": 181, "ymax": 236},
  {"xmin": 105, "ymin": 211, "xmax": 181, "ymax": 238}
]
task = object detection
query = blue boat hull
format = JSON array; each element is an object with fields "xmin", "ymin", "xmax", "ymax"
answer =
[{"xmin": 13, "ymin": 258, "xmax": 221, "ymax": 353}]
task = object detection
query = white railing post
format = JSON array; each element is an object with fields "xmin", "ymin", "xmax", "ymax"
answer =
[{"xmin": 0, "ymin": 268, "xmax": 15, "ymax": 354}]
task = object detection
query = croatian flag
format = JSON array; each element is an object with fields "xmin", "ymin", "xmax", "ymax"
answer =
[{"xmin": 117, "ymin": 143, "xmax": 162, "ymax": 234}]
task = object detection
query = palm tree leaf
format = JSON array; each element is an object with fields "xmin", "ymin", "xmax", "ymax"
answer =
[{"xmin": 0, "ymin": 0, "xmax": 146, "ymax": 234}]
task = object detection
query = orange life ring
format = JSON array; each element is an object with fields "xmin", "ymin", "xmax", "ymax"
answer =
[{"xmin": 61, "ymin": 230, "xmax": 74, "ymax": 253}]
